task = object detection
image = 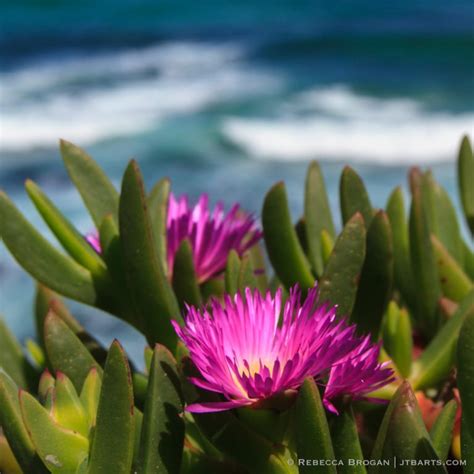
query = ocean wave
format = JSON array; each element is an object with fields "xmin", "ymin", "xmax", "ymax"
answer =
[
  {"xmin": 222, "ymin": 85, "xmax": 473, "ymax": 164},
  {"xmin": 0, "ymin": 42, "xmax": 279, "ymax": 151}
]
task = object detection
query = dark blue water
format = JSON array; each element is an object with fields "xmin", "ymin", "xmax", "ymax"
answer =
[{"xmin": 1, "ymin": 1, "xmax": 473, "ymax": 366}]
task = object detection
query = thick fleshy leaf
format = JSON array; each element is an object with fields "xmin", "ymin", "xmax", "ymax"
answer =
[
  {"xmin": 429, "ymin": 399, "xmax": 457, "ymax": 462},
  {"xmin": 137, "ymin": 344, "xmax": 184, "ymax": 474},
  {"xmin": 320, "ymin": 229, "xmax": 334, "ymax": 266},
  {"xmin": 351, "ymin": 210, "xmax": 393, "ymax": 338},
  {"xmin": 181, "ymin": 359, "xmax": 287, "ymax": 474},
  {"xmin": 79, "ymin": 368, "xmax": 101, "ymax": 429},
  {"xmin": 60, "ymin": 139, "xmax": 119, "ymax": 227},
  {"xmin": 148, "ymin": 177, "xmax": 170, "ymax": 274},
  {"xmin": 210, "ymin": 417, "xmax": 289, "ymax": 474},
  {"xmin": 249, "ymin": 243, "xmax": 268, "ymax": 293},
  {"xmin": 463, "ymin": 239, "xmax": 474, "ymax": 280},
  {"xmin": 421, "ymin": 171, "xmax": 463, "ymax": 263},
  {"xmin": 20, "ymin": 390, "xmax": 89, "ymax": 473},
  {"xmin": 329, "ymin": 405, "xmax": 365, "ymax": 474},
  {"xmin": 172, "ymin": 239, "xmax": 202, "ymax": 310},
  {"xmin": 52, "ymin": 372, "xmax": 89, "ymax": 437},
  {"xmin": 431, "ymin": 235, "xmax": 472, "ymax": 302},
  {"xmin": 296, "ymin": 378, "xmax": 335, "ymax": 473},
  {"xmin": 98, "ymin": 215, "xmax": 138, "ymax": 329},
  {"xmin": 262, "ymin": 182, "xmax": 314, "ymax": 291},
  {"xmin": 87, "ymin": 341, "xmax": 134, "ymax": 474},
  {"xmin": 35, "ymin": 284, "xmax": 81, "ymax": 345},
  {"xmin": 457, "ymin": 135, "xmax": 474, "ymax": 235},
  {"xmin": 119, "ymin": 160, "xmax": 181, "ymax": 348},
  {"xmin": 382, "ymin": 302, "xmax": 413, "ymax": 378},
  {"xmin": 0, "ymin": 192, "xmax": 97, "ymax": 304},
  {"xmin": 340, "ymin": 166, "xmax": 372, "ymax": 226},
  {"xmin": 409, "ymin": 182, "xmax": 441, "ymax": 338},
  {"xmin": 319, "ymin": 213, "xmax": 366, "ymax": 317},
  {"xmin": 0, "ymin": 318, "xmax": 29, "ymax": 388},
  {"xmin": 461, "ymin": 412, "xmax": 474, "ymax": 471},
  {"xmin": 371, "ymin": 381, "xmax": 445, "ymax": 473},
  {"xmin": 0, "ymin": 372, "xmax": 47, "ymax": 473},
  {"xmin": 0, "ymin": 435, "xmax": 23, "ymax": 474},
  {"xmin": 411, "ymin": 290, "xmax": 474, "ymax": 390},
  {"xmin": 225, "ymin": 249, "xmax": 241, "ymax": 295},
  {"xmin": 457, "ymin": 307, "xmax": 474, "ymax": 436},
  {"xmin": 225, "ymin": 250, "xmax": 258, "ymax": 296},
  {"xmin": 44, "ymin": 311, "xmax": 102, "ymax": 391},
  {"xmin": 386, "ymin": 187, "xmax": 415, "ymax": 308},
  {"xmin": 35, "ymin": 285, "xmax": 107, "ymax": 365},
  {"xmin": 304, "ymin": 161, "xmax": 335, "ymax": 276},
  {"xmin": 25, "ymin": 179, "xmax": 107, "ymax": 276}
]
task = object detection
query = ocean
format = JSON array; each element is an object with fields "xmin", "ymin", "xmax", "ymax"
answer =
[{"xmin": 1, "ymin": 0, "xmax": 473, "ymax": 366}]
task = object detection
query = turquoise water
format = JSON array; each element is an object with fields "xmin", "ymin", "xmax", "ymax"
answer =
[{"xmin": 1, "ymin": 1, "xmax": 473, "ymax": 365}]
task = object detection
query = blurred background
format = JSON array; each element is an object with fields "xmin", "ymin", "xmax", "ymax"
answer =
[{"xmin": 1, "ymin": 0, "xmax": 473, "ymax": 364}]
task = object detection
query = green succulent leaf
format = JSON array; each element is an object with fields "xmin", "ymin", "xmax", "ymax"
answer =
[
  {"xmin": 431, "ymin": 234, "xmax": 473, "ymax": 302},
  {"xmin": 172, "ymin": 239, "xmax": 202, "ymax": 310},
  {"xmin": 0, "ymin": 191, "xmax": 97, "ymax": 304},
  {"xmin": 296, "ymin": 378, "xmax": 335, "ymax": 473},
  {"xmin": 137, "ymin": 344, "xmax": 184, "ymax": 474},
  {"xmin": 329, "ymin": 405, "xmax": 365, "ymax": 474},
  {"xmin": 87, "ymin": 341, "xmax": 134, "ymax": 474},
  {"xmin": 386, "ymin": 186, "xmax": 415, "ymax": 308},
  {"xmin": 35, "ymin": 284, "xmax": 82, "ymax": 346},
  {"xmin": 421, "ymin": 172, "xmax": 463, "ymax": 264},
  {"xmin": 119, "ymin": 160, "xmax": 181, "ymax": 349},
  {"xmin": 20, "ymin": 390, "xmax": 89, "ymax": 473},
  {"xmin": 79, "ymin": 368, "xmax": 102, "ymax": 430},
  {"xmin": 320, "ymin": 229, "xmax": 334, "ymax": 266},
  {"xmin": 340, "ymin": 166, "xmax": 373, "ymax": 227},
  {"xmin": 319, "ymin": 213, "xmax": 366, "ymax": 317},
  {"xmin": 25, "ymin": 179, "xmax": 107, "ymax": 276},
  {"xmin": 304, "ymin": 161, "xmax": 335, "ymax": 276},
  {"xmin": 60, "ymin": 139, "xmax": 119, "ymax": 227},
  {"xmin": 411, "ymin": 290, "xmax": 474, "ymax": 390},
  {"xmin": 461, "ymin": 413, "xmax": 474, "ymax": 471},
  {"xmin": 44, "ymin": 311, "xmax": 102, "ymax": 391},
  {"xmin": 382, "ymin": 302, "xmax": 413, "ymax": 378},
  {"xmin": 249, "ymin": 243, "xmax": 269, "ymax": 293},
  {"xmin": 148, "ymin": 177, "xmax": 171, "ymax": 274},
  {"xmin": 429, "ymin": 399, "xmax": 457, "ymax": 462},
  {"xmin": 0, "ymin": 318, "xmax": 30, "ymax": 389},
  {"xmin": 462, "ymin": 239, "xmax": 474, "ymax": 280},
  {"xmin": 409, "ymin": 182, "xmax": 442, "ymax": 338},
  {"xmin": 0, "ymin": 372, "xmax": 48, "ymax": 473},
  {"xmin": 53, "ymin": 372, "xmax": 89, "ymax": 438},
  {"xmin": 370, "ymin": 381, "xmax": 445, "ymax": 473},
  {"xmin": 457, "ymin": 306, "xmax": 474, "ymax": 436},
  {"xmin": 225, "ymin": 249, "xmax": 241, "ymax": 295},
  {"xmin": 351, "ymin": 210, "xmax": 393, "ymax": 338},
  {"xmin": 262, "ymin": 182, "xmax": 314, "ymax": 291},
  {"xmin": 457, "ymin": 135, "xmax": 474, "ymax": 235}
]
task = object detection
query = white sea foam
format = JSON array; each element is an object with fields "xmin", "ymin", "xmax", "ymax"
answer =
[
  {"xmin": 0, "ymin": 42, "xmax": 279, "ymax": 151},
  {"xmin": 222, "ymin": 85, "xmax": 474, "ymax": 164}
]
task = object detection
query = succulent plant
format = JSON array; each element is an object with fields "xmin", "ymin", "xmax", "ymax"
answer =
[{"xmin": 0, "ymin": 136, "xmax": 473, "ymax": 473}]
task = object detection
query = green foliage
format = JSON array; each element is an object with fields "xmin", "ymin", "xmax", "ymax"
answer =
[
  {"xmin": 296, "ymin": 378, "xmax": 335, "ymax": 473},
  {"xmin": 1, "ymin": 136, "xmax": 473, "ymax": 473},
  {"xmin": 319, "ymin": 213, "xmax": 366, "ymax": 317}
]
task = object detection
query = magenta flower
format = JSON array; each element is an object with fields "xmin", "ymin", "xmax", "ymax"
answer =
[
  {"xmin": 322, "ymin": 336, "xmax": 395, "ymax": 414},
  {"xmin": 85, "ymin": 231, "xmax": 101, "ymax": 253},
  {"xmin": 167, "ymin": 193, "xmax": 261, "ymax": 283},
  {"xmin": 173, "ymin": 284, "xmax": 363, "ymax": 413}
]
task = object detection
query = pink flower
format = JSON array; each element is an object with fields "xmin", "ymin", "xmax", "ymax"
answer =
[
  {"xmin": 323, "ymin": 337, "xmax": 395, "ymax": 414},
  {"xmin": 85, "ymin": 232, "xmax": 101, "ymax": 253},
  {"xmin": 173, "ymin": 284, "xmax": 362, "ymax": 413},
  {"xmin": 167, "ymin": 193, "xmax": 261, "ymax": 283}
]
